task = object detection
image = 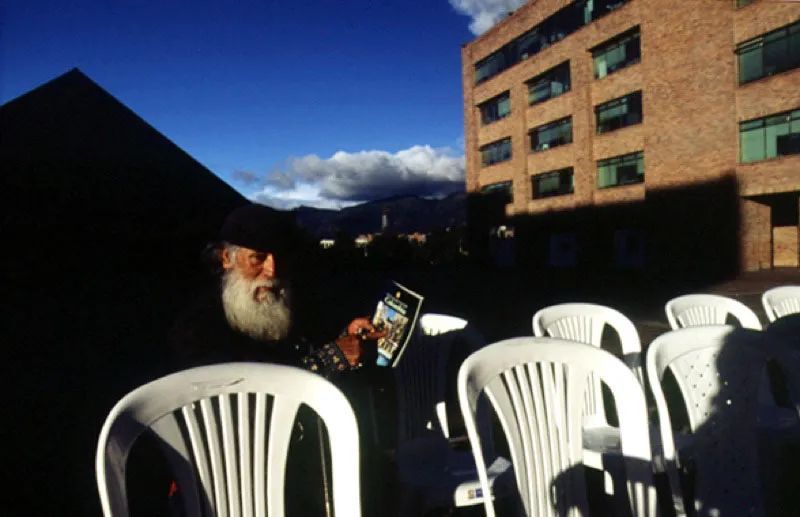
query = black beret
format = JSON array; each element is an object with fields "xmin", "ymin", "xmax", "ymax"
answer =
[{"xmin": 220, "ymin": 203, "xmax": 298, "ymax": 254}]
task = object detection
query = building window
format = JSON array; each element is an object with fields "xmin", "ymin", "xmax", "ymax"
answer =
[
  {"xmin": 737, "ymin": 21, "xmax": 800, "ymax": 85},
  {"xmin": 740, "ymin": 109, "xmax": 800, "ymax": 163},
  {"xmin": 592, "ymin": 27, "xmax": 641, "ymax": 79},
  {"xmin": 527, "ymin": 62, "xmax": 571, "ymax": 105},
  {"xmin": 479, "ymin": 92, "xmax": 511, "ymax": 125},
  {"xmin": 614, "ymin": 229, "xmax": 645, "ymax": 268},
  {"xmin": 597, "ymin": 151, "xmax": 644, "ymax": 188},
  {"xmin": 530, "ymin": 117, "xmax": 573, "ymax": 152},
  {"xmin": 481, "ymin": 138, "xmax": 512, "ymax": 166},
  {"xmin": 532, "ymin": 167, "xmax": 574, "ymax": 199},
  {"xmin": 473, "ymin": 1, "xmax": 630, "ymax": 84},
  {"xmin": 480, "ymin": 180, "xmax": 513, "ymax": 204},
  {"xmin": 549, "ymin": 234, "xmax": 578, "ymax": 268},
  {"xmin": 595, "ymin": 91, "xmax": 643, "ymax": 134}
]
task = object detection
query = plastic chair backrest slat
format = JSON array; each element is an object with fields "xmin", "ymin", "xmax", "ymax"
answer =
[
  {"xmin": 253, "ymin": 393, "xmax": 268, "ymax": 517},
  {"xmin": 266, "ymin": 397, "xmax": 299, "ymax": 517},
  {"xmin": 182, "ymin": 402, "xmax": 215, "ymax": 513},
  {"xmin": 236, "ymin": 393, "xmax": 253, "ymax": 517},
  {"xmin": 200, "ymin": 397, "xmax": 228, "ymax": 516},
  {"xmin": 218, "ymin": 395, "xmax": 240, "ymax": 517}
]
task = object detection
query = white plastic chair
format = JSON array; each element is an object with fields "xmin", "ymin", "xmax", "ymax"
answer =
[
  {"xmin": 665, "ymin": 293, "xmax": 762, "ymax": 330},
  {"xmin": 96, "ymin": 362, "xmax": 361, "ymax": 517},
  {"xmin": 458, "ymin": 336, "xmax": 658, "ymax": 517},
  {"xmin": 762, "ymin": 285, "xmax": 800, "ymax": 322},
  {"xmin": 394, "ymin": 314, "xmax": 512, "ymax": 511},
  {"xmin": 647, "ymin": 326, "xmax": 800, "ymax": 517},
  {"xmin": 533, "ymin": 303, "xmax": 646, "ymax": 477}
]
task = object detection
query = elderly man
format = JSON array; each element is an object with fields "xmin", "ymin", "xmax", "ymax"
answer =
[
  {"xmin": 169, "ymin": 202, "xmax": 383, "ymax": 371},
  {"xmin": 153, "ymin": 203, "xmax": 392, "ymax": 517}
]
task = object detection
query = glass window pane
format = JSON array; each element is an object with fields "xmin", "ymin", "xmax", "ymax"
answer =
[
  {"xmin": 595, "ymin": 55, "xmax": 608, "ymax": 78},
  {"xmin": 791, "ymin": 29, "xmax": 800, "ymax": 68},
  {"xmin": 739, "ymin": 49, "xmax": 763, "ymax": 83},
  {"xmin": 767, "ymin": 120, "xmax": 790, "ymax": 158},
  {"xmin": 625, "ymin": 36, "xmax": 641, "ymax": 62},
  {"xmin": 540, "ymin": 174, "xmax": 560, "ymax": 193},
  {"xmin": 740, "ymin": 127, "xmax": 765, "ymax": 163},
  {"xmin": 605, "ymin": 45, "xmax": 626, "ymax": 72},
  {"xmin": 763, "ymin": 36, "xmax": 787, "ymax": 76},
  {"xmin": 498, "ymin": 96, "xmax": 511, "ymax": 118},
  {"xmin": 530, "ymin": 81, "xmax": 550, "ymax": 104},
  {"xmin": 599, "ymin": 103, "xmax": 626, "ymax": 123},
  {"xmin": 598, "ymin": 164, "xmax": 615, "ymax": 187}
]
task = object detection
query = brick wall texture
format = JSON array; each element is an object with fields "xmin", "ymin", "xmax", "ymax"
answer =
[{"xmin": 462, "ymin": 0, "xmax": 800, "ymax": 272}]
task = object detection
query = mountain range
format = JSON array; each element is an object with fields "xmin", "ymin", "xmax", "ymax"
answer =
[{"xmin": 292, "ymin": 192, "xmax": 467, "ymax": 238}]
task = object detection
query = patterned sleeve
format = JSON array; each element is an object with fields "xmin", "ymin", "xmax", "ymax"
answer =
[{"xmin": 301, "ymin": 340, "xmax": 352, "ymax": 374}]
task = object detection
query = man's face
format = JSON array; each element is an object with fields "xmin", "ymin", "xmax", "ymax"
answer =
[
  {"xmin": 222, "ymin": 247, "xmax": 277, "ymax": 302},
  {"xmin": 223, "ymin": 247, "xmax": 275, "ymax": 279},
  {"xmin": 220, "ymin": 245, "xmax": 292, "ymax": 340}
]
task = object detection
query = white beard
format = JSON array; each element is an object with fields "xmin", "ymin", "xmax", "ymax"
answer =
[{"xmin": 221, "ymin": 268, "xmax": 292, "ymax": 341}]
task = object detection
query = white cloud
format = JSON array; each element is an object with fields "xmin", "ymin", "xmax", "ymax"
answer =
[
  {"xmin": 448, "ymin": 0, "xmax": 528, "ymax": 35},
  {"xmin": 250, "ymin": 184, "xmax": 359, "ymax": 211},
  {"xmin": 250, "ymin": 144, "xmax": 465, "ymax": 210}
]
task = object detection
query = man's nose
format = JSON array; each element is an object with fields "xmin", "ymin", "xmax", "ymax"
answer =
[{"xmin": 260, "ymin": 254, "xmax": 276, "ymax": 279}]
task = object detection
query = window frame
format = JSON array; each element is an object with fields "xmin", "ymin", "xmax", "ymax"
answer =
[
  {"xmin": 478, "ymin": 91, "xmax": 511, "ymax": 126},
  {"xmin": 739, "ymin": 108, "xmax": 800, "ymax": 163},
  {"xmin": 531, "ymin": 167, "xmax": 575, "ymax": 199},
  {"xmin": 480, "ymin": 137, "xmax": 513, "ymax": 167},
  {"xmin": 736, "ymin": 20, "xmax": 800, "ymax": 85},
  {"xmin": 591, "ymin": 26, "xmax": 641, "ymax": 79},
  {"xmin": 526, "ymin": 61, "xmax": 572, "ymax": 106},
  {"xmin": 595, "ymin": 91, "xmax": 643, "ymax": 134},
  {"xmin": 529, "ymin": 116, "xmax": 573, "ymax": 153},
  {"xmin": 597, "ymin": 151, "xmax": 644, "ymax": 189},
  {"xmin": 480, "ymin": 180, "xmax": 514, "ymax": 204}
]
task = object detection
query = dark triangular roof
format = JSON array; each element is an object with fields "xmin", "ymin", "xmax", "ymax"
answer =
[{"xmin": 2, "ymin": 67, "xmax": 247, "ymax": 240}]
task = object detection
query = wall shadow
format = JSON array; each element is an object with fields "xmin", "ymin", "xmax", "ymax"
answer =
[{"xmin": 467, "ymin": 174, "xmax": 743, "ymax": 296}]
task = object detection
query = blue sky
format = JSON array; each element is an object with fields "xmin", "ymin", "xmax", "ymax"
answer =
[{"xmin": 2, "ymin": 0, "xmax": 527, "ymax": 209}]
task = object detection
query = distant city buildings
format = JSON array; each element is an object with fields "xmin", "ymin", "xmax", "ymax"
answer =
[{"xmin": 462, "ymin": 0, "xmax": 800, "ymax": 272}]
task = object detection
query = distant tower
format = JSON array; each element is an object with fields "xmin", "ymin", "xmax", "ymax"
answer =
[{"xmin": 381, "ymin": 206, "xmax": 389, "ymax": 232}]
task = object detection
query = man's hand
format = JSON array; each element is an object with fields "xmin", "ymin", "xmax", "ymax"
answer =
[
  {"xmin": 336, "ymin": 318, "xmax": 388, "ymax": 366},
  {"xmin": 347, "ymin": 317, "xmax": 387, "ymax": 341}
]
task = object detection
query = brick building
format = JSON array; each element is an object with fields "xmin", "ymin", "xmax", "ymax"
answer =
[{"xmin": 461, "ymin": 0, "xmax": 800, "ymax": 275}]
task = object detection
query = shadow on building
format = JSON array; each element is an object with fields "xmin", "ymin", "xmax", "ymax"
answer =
[{"xmin": 467, "ymin": 174, "xmax": 761, "ymax": 292}]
